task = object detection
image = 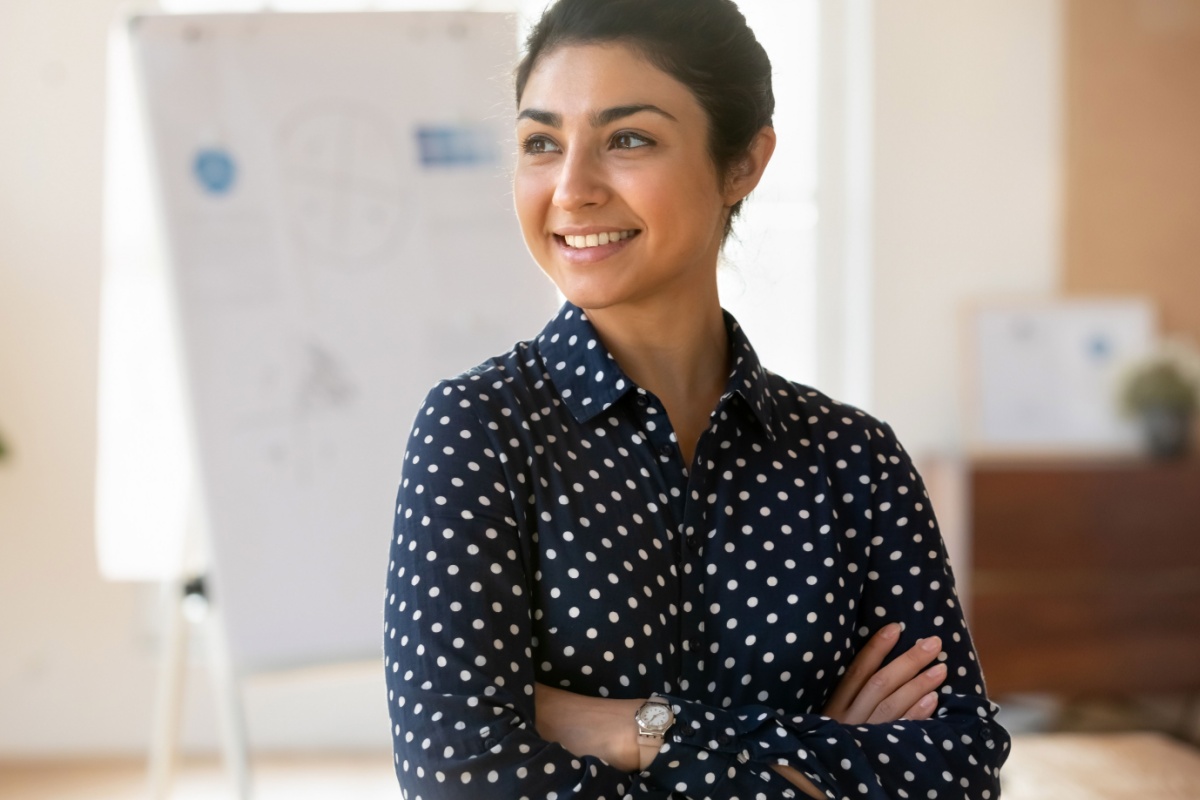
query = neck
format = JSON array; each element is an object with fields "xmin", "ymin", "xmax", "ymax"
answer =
[{"xmin": 583, "ymin": 288, "xmax": 730, "ymax": 415}]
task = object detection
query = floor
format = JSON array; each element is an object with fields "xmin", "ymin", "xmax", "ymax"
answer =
[
  {"xmin": 3, "ymin": 734, "xmax": 1200, "ymax": 800},
  {"xmin": 0, "ymin": 755, "xmax": 397, "ymax": 800}
]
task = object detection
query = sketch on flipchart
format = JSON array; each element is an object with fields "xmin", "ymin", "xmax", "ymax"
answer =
[
  {"xmin": 225, "ymin": 338, "xmax": 359, "ymax": 485},
  {"xmin": 278, "ymin": 102, "xmax": 412, "ymax": 268}
]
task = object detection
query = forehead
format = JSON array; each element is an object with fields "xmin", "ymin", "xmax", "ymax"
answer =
[{"xmin": 518, "ymin": 42, "xmax": 702, "ymax": 120}]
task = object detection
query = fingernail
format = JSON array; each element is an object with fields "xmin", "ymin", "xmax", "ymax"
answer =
[
  {"xmin": 919, "ymin": 692, "xmax": 937, "ymax": 709},
  {"xmin": 926, "ymin": 664, "xmax": 946, "ymax": 678},
  {"xmin": 921, "ymin": 637, "xmax": 941, "ymax": 652},
  {"xmin": 882, "ymin": 623, "xmax": 899, "ymax": 640}
]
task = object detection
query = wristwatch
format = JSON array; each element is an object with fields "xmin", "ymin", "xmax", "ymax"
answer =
[{"xmin": 634, "ymin": 696, "xmax": 675, "ymax": 771}]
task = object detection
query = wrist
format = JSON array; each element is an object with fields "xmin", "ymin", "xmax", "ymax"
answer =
[
  {"xmin": 633, "ymin": 696, "xmax": 675, "ymax": 772},
  {"xmin": 615, "ymin": 697, "xmax": 645, "ymax": 771},
  {"xmin": 579, "ymin": 694, "xmax": 643, "ymax": 772}
]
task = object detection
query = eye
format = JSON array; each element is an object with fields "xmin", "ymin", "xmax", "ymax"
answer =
[
  {"xmin": 611, "ymin": 131, "xmax": 653, "ymax": 150},
  {"xmin": 521, "ymin": 134, "xmax": 560, "ymax": 155}
]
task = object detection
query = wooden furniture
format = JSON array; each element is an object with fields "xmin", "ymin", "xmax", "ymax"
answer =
[{"xmin": 969, "ymin": 458, "xmax": 1200, "ymax": 696}]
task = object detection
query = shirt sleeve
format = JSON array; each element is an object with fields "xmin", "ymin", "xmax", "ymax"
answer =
[
  {"xmin": 637, "ymin": 421, "xmax": 1011, "ymax": 800},
  {"xmin": 384, "ymin": 379, "xmax": 673, "ymax": 799}
]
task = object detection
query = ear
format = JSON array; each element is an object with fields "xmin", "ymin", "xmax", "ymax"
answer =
[{"xmin": 722, "ymin": 126, "xmax": 777, "ymax": 207}]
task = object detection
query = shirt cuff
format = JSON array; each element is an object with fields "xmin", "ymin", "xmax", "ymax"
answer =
[{"xmin": 637, "ymin": 695, "xmax": 750, "ymax": 795}]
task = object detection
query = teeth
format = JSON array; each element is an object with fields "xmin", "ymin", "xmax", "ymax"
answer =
[{"xmin": 564, "ymin": 231, "xmax": 635, "ymax": 249}]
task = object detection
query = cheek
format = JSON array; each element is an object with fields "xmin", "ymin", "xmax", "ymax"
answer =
[
  {"xmin": 513, "ymin": 173, "xmax": 547, "ymax": 238},
  {"xmin": 639, "ymin": 150, "xmax": 720, "ymax": 202},
  {"xmin": 620, "ymin": 166, "xmax": 723, "ymax": 236}
]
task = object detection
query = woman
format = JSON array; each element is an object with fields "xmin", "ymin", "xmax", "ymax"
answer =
[{"xmin": 384, "ymin": 0, "xmax": 1010, "ymax": 797}]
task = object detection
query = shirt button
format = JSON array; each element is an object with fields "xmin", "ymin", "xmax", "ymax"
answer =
[
  {"xmin": 659, "ymin": 443, "xmax": 674, "ymax": 457},
  {"xmin": 483, "ymin": 737, "xmax": 497, "ymax": 749},
  {"xmin": 717, "ymin": 733, "xmax": 732, "ymax": 746},
  {"xmin": 636, "ymin": 394, "xmax": 649, "ymax": 407},
  {"xmin": 686, "ymin": 534, "xmax": 700, "ymax": 551},
  {"xmin": 687, "ymin": 637, "xmax": 702, "ymax": 652}
]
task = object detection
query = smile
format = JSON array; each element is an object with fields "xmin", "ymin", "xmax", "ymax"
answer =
[{"xmin": 560, "ymin": 230, "xmax": 639, "ymax": 249}]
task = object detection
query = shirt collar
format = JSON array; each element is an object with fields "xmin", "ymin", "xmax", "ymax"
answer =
[
  {"xmin": 535, "ymin": 302, "xmax": 777, "ymax": 439},
  {"xmin": 720, "ymin": 313, "xmax": 777, "ymax": 440}
]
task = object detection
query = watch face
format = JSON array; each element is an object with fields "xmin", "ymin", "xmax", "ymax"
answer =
[{"xmin": 639, "ymin": 704, "xmax": 671, "ymax": 728}]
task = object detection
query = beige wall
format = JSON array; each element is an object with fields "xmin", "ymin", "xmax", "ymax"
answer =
[
  {"xmin": 0, "ymin": 0, "xmax": 152, "ymax": 755},
  {"xmin": 0, "ymin": 0, "xmax": 1066, "ymax": 755},
  {"xmin": 870, "ymin": 0, "xmax": 1064, "ymax": 456}
]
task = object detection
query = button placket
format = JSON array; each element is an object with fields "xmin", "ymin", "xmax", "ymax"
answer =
[
  {"xmin": 676, "ymin": 426, "xmax": 716, "ymax": 691},
  {"xmin": 630, "ymin": 393, "xmax": 690, "ymax": 689}
]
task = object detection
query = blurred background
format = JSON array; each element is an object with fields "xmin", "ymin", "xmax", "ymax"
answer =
[{"xmin": 2, "ymin": 0, "xmax": 1199, "ymax": 797}]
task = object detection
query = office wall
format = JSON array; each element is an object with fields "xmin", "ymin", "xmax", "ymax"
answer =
[
  {"xmin": 1063, "ymin": 0, "xmax": 1200, "ymax": 343},
  {"xmin": 0, "ymin": 0, "xmax": 154, "ymax": 756},
  {"xmin": 870, "ymin": 0, "xmax": 1064, "ymax": 457}
]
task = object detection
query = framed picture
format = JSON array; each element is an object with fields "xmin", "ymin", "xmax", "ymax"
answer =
[{"xmin": 964, "ymin": 297, "xmax": 1156, "ymax": 456}]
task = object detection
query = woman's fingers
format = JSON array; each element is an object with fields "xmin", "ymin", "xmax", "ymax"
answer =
[
  {"xmin": 899, "ymin": 691, "xmax": 940, "ymax": 722},
  {"xmin": 839, "ymin": 635, "xmax": 943, "ymax": 724},
  {"xmin": 864, "ymin": 662, "xmax": 947, "ymax": 724},
  {"xmin": 823, "ymin": 623, "xmax": 901, "ymax": 719},
  {"xmin": 824, "ymin": 627, "xmax": 950, "ymax": 726}
]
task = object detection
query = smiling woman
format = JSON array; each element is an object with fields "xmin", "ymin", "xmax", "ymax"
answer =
[
  {"xmin": 512, "ymin": 42, "xmax": 765, "ymax": 346},
  {"xmin": 382, "ymin": 1, "xmax": 1010, "ymax": 798}
]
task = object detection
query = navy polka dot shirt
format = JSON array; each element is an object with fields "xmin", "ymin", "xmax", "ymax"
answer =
[{"xmin": 384, "ymin": 302, "xmax": 1010, "ymax": 799}]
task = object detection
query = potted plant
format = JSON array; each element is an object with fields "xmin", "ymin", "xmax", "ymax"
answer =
[{"xmin": 1119, "ymin": 340, "xmax": 1200, "ymax": 459}]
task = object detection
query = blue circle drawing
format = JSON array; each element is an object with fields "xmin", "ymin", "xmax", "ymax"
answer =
[
  {"xmin": 1087, "ymin": 334, "xmax": 1112, "ymax": 361},
  {"xmin": 194, "ymin": 148, "xmax": 237, "ymax": 195}
]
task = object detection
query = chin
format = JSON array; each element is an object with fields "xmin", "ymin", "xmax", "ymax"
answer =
[
  {"xmin": 555, "ymin": 283, "xmax": 642, "ymax": 315},
  {"xmin": 544, "ymin": 273, "xmax": 627, "ymax": 314},
  {"xmin": 556, "ymin": 290, "xmax": 612, "ymax": 314},
  {"xmin": 542, "ymin": 262, "xmax": 675, "ymax": 316}
]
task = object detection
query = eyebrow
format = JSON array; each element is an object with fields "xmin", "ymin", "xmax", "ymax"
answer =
[{"xmin": 516, "ymin": 104, "xmax": 677, "ymax": 128}]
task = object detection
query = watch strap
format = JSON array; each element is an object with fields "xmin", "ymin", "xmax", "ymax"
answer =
[
  {"xmin": 635, "ymin": 697, "xmax": 673, "ymax": 771},
  {"xmin": 637, "ymin": 735, "xmax": 661, "ymax": 771}
]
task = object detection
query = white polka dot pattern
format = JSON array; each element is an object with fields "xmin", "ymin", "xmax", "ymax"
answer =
[{"xmin": 383, "ymin": 303, "xmax": 1010, "ymax": 798}]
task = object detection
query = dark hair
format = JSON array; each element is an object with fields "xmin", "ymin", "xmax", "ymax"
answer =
[{"xmin": 515, "ymin": 0, "xmax": 774, "ymax": 240}]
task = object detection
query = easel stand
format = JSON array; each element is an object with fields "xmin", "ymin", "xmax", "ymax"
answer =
[{"xmin": 147, "ymin": 574, "xmax": 251, "ymax": 800}]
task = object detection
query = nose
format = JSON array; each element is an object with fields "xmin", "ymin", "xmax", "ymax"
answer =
[{"xmin": 552, "ymin": 146, "xmax": 608, "ymax": 211}]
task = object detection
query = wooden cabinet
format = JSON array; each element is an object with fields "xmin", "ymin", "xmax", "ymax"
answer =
[{"xmin": 969, "ymin": 459, "xmax": 1200, "ymax": 696}]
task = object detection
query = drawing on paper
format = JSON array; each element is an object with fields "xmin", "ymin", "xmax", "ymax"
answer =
[{"xmin": 278, "ymin": 103, "xmax": 410, "ymax": 268}]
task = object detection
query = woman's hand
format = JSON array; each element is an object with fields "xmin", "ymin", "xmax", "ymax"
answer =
[
  {"xmin": 534, "ymin": 683, "xmax": 643, "ymax": 772},
  {"xmin": 822, "ymin": 622, "xmax": 947, "ymax": 724},
  {"xmin": 770, "ymin": 624, "xmax": 947, "ymax": 797}
]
